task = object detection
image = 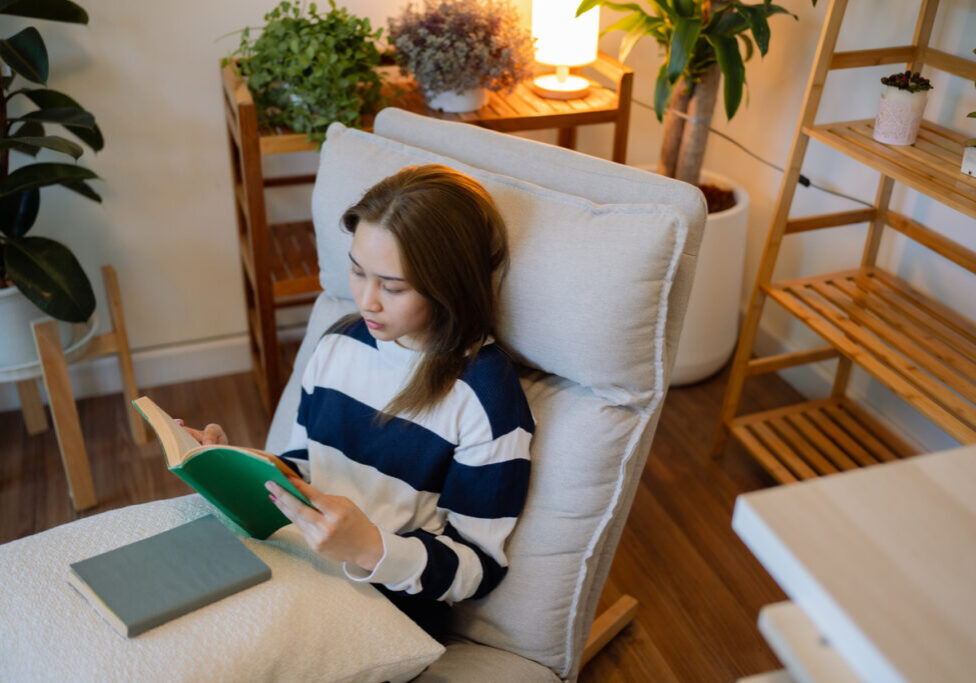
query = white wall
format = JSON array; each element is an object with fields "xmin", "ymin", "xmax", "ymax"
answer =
[{"xmin": 3, "ymin": 0, "xmax": 975, "ymax": 453}]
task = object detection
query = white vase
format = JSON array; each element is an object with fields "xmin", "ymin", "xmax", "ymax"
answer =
[
  {"xmin": 0, "ymin": 286, "xmax": 73, "ymax": 368},
  {"xmin": 962, "ymin": 146, "xmax": 976, "ymax": 178},
  {"xmin": 670, "ymin": 170, "xmax": 750, "ymax": 386},
  {"xmin": 425, "ymin": 88, "xmax": 488, "ymax": 113},
  {"xmin": 873, "ymin": 86, "xmax": 928, "ymax": 146}
]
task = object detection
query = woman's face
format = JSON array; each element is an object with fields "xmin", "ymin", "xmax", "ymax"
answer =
[{"xmin": 348, "ymin": 220, "xmax": 431, "ymax": 351}]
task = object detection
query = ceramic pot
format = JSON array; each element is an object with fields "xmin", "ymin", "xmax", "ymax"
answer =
[
  {"xmin": 0, "ymin": 286, "xmax": 73, "ymax": 368},
  {"xmin": 670, "ymin": 170, "xmax": 750, "ymax": 386},
  {"xmin": 962, "ymin": 146, "xmax": 976, "ymax": 178},
  {"xmin": 425, "ymin": 88, "xmax": 488, "ymax": 113},
  {"xmin": 873, "ymin": 86, "xmax": 928, "ymax": 145}
]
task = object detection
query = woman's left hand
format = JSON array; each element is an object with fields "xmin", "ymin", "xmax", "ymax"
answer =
[{"xmin": 266, "ymin": 475, "xmax": 384, "ymax": 572}]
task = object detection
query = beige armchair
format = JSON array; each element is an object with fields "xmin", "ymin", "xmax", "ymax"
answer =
[{"xmin": 265, "ymin": 108, "xmax": 707, "ymax": 680}]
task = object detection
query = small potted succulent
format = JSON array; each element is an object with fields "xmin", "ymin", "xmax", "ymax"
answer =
[
  {"xmin": 224, "ymin": 0, "xmax": 386, "ymax": 143},
  {"xmin": 388, "ymin": 0, "xmax": 534, "ymax": 113},
  {"xmin": 873, "ymin": 70, "xmax": 932, "ymax": 146}
]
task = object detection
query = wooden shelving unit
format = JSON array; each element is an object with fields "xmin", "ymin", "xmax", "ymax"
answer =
[
  {"xmin": 711, "ymin": 0, "xmax": 976, "ymax": 484},
  {"xmin": 221, "ymin": 56, "xmax": 633, "ymax": 413}
]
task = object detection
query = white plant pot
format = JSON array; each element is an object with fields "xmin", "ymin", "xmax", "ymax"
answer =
[
  {"xmin": 962, "ymin": 146, "xmax": 976, "ymax": 177},
  {"xmin": 0, "ymin": 286, "xmax": 73, "ymax": 368},
  {"xmin": 873, "ymin": 86, "xmax": 928, "ymax": 146},
  {"xmin": 425, "ymin": 88, "xmax": 488, "ymax": 113},
  {"xmin": 670, "ymin": 170, "xmax": 749, "ymax": 386}
]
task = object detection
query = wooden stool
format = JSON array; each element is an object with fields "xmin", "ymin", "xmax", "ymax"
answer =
[{"xmin": 16, "ymin": 265, "xmax": 147, "ymax": 511}]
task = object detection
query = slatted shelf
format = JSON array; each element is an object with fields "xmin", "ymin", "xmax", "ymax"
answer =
[
  {"xmin": 804, "ymin": 119, "xmax": 976, "ymax": 219},
  {"xmin": 763, "ymin": 267, "xmax": 976, "ymax": 443},
  {"xmin": 730, "ymin": 398, "xmax": 917, "ymax": 485}
]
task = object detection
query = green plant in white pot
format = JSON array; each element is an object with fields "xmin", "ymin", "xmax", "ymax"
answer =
[
  {"xmin": 0, "ymin": 0, "xmax": 102, "ymax": 367},
  {"xmin": 574, "ymin": 0, "xmax": 816, "ymax": 384},
  {"xmin": 388, "ymin": 0, "xmax": 534, "ymax": 113},
  {"xmin": 225, "ymin": 0, "xmax": 386, "ymax": 143}
]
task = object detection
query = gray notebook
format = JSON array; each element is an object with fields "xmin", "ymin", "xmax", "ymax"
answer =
[{"xmin": 67, "ymin": 514, "xmax": 271, "ymax": 637}]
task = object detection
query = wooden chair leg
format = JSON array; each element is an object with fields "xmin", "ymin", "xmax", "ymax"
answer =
[
  {"xmin": 581, "ymin": 594, "xmax": 639, "ymax": 668},
  {"xmin": 32, "ymin": 319, "xmax": 97, "ymax": 511},
  {"xmin": 16, "ymin": 379, "xmax": 49, "ymax": 435},
  {"xmin": 101, "ymin": 265, "xmax": 146, "ymax": 445}
]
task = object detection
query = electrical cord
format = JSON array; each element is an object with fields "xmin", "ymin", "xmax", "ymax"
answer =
[{"xmin": 630, "ymin": 97, "xmax": 874, "ymax": 208}]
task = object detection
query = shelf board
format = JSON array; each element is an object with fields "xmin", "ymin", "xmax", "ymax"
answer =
[
  {"xmin": 764, "ymin": 267, "xmax": 976, "ymax": 443},
  {"xmin": 269, "ymin": 220, "xmax": 322, "ymax": 300},
  {"xmin": 804, "ymin": 119, "xmax": 976, "ymax": 219},
  {"xmin": 730, "ymin": 397, "xmax": 916, "ymax": 485}
]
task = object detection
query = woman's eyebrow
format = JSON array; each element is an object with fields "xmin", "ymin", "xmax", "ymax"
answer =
[{"xmin": 348, "ymin": 252, "xmax": 407, "ymax": 281}]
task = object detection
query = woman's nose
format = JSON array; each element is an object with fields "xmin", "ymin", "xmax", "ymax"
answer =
[{"xmin": 360, "ymin": 281, "xmax": 381, "ymax": 312}]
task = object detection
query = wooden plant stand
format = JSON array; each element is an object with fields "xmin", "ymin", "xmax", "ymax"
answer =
[
  {"xmin": 221, "ymin": 55, "xmax": 634, "ymax": 414},
  {"xmin": 15, "ymin": 265, "xmax": 146, "ymax": 511},
  {"xmin": 711, "ymin": 0, "xmax": 976, "ymax": 484}
]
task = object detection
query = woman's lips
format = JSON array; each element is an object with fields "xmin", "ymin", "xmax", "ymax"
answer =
[{"xmin": 364, "ymin": 319, "xmax": 383, "ymax": 330}]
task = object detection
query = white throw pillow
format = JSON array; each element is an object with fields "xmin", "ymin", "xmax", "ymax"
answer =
[
  {"xmin": 311, "ymin": 124, "xmax": 689, "ymax": 409},
  {"xmin": 0, "ymin": 495, "xmax": 444, "ymax": 682}
]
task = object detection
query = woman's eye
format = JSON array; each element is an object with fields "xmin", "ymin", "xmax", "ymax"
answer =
[
  {"xmin": 383, "ymin": 285, "xmax": 404, "ymax": 294},
  {"xmin": 350, "ymin": 267, "xmax": 364, "ymax": 278}
]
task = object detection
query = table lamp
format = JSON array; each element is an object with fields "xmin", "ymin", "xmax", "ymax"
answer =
[{"xmin": 531, "ymin": 0, "xmax": 600, "ymax": 99}]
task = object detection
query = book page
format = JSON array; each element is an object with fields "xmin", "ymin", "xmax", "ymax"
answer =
[{"xmin": 132, "ymin": 397, "xmax": 208, "ymax": 468}]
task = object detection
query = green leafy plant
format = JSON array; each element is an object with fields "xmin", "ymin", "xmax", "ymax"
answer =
[
  {"xmin": 880, "ymin": 70, "xmax": 932, "ymax": 93},
  {"xmin": 0, "ymin": 0, "xmax": 102, "ymax": 323},
  {"xmin": 388, "ymin": 0, "xmax": 534, "ymax": 96},
  {"xmin": 575, "ymin": 0, "xmax": 816, "ymax": 187},
  {"xmin": 224, "ymin": 0, "xmax": 385, "ymax": 143}
]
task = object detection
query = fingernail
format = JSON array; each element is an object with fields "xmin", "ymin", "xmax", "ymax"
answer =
[
  {"xmin": 268, "ymin": 493, "xmax": 277, "ymax": 502},
  {"xmin": 175, "ymin": 419, "xmax": 183, "ymax": 425}
]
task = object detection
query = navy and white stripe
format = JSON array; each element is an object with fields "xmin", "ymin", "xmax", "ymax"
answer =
[{"xmin": 280, "ymin": 318, "xmax": 533, "ymax": 603}]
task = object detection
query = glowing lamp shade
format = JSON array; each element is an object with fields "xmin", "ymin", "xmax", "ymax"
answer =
[{"xmin": 531, "ymin": 0, "xmax": 599, "ymax": 99}]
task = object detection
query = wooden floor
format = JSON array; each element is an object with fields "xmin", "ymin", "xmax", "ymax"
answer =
[{"xmin": 0, "ymin": 361, "xmax": 795, "ymax": 681}]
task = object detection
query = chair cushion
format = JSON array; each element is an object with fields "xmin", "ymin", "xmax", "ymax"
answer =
[
  {"xmin": 417, "ymin": 638, "xmax": 560, "ymax": 682},
  {"xmin": 0, "ymin": 495, "xmax": 443, "ymax": 682},
  {"xmin": 311, "ymin": 122, "xmax": 689, "ymax": 409}
]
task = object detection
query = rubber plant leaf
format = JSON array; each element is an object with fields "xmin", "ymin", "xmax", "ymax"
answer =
[
  {"xmin": 0, "ymin": 135, "xmax": 83, "ymax": 159},
  {"xmin": 0, "ymin": 188, "xmax": 40, "ymax": 237},
  {"xmin": 4, "ymin": 235, "xmax": 95, "ymax": 322},
  {"xmin": 0, "ymin": 162, "xmax": 98, "ymax": 197},
  {"xmin": 0, "ymin": 0, "xmax": 88, "ymax": 23},
  {"xmin": 25, "ymin": 89, "xmax": 104, "ymax": 151},
  {"xmin": 0, "ymin": 27, "xmax": 48, "ymax": 84},
  {"xmin": 61, "ymin": 179, "xmax": 102, "ymax": 202},
  {"xmin": 16, "ymin": 107, "xmax": 95, "ymax": 129}
]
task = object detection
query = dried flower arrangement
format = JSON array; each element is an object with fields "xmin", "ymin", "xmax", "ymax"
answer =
[
  {"xmin": 388, "ymin": 0, "xmax": 534, "ymax": 97},
  {"xmin": 880, "ymin": 70, "xmax": 933, "ymax": 93}
]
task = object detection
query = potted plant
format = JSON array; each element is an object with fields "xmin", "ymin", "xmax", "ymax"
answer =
[
  {"xmin": 574, "ymin": 0, "xmax": 816, "ymax": 384},
  {"xmin": 0, "ymin": 0, "xmax": 102, "ymax": 367},
  {"xmin": 225, "ymin": 0, "xmax": 385, "ymax": 143},
  {"xmin": 873, "ymin": 70, "xmax": 932, "ymax": 146},
  {"xmin": 388, "ymin": 0, "xmax": 534, "ymax": 113}
]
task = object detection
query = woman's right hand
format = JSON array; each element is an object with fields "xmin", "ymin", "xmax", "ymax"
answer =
[{"xmin": 177, "ymin": 420, "xmax": 229, "ymax": 446}]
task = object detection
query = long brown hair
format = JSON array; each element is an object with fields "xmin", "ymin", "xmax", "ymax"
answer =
[{"xmin": 341, "ymin": 164, "xmax": 508, "ymax": 419}]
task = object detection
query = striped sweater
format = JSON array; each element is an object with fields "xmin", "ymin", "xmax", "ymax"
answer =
[{"xmin": 280, "ymin": 318, "xmax": 534, "ymax": 603}]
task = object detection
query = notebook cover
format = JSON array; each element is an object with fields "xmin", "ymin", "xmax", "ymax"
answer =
[{"xmin": 68, "ymin": 515, "xmax": 271, "ymax": 637}]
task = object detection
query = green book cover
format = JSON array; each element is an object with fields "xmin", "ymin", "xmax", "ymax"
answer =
[
  {"xmin": 67, "ymin": 515, "xmax": 271, "ymax": 637},
  {"xmin": 132, "ymin": 396, "xmax": 311, "ymax": 540}
]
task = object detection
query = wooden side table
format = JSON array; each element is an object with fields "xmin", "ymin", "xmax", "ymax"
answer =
[{"xmin": 222, "ymin": 55, "xmax": 634, "ymax": 413}]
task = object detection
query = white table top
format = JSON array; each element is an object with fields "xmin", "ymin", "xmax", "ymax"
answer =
[{"xmin": 733, "ymin": 445, "xmax": 976, "ymax": 683}]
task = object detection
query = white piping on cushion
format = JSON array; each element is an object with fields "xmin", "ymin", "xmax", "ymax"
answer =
[{"xmin": 559, "ymin": 213, "xmax": 689, "ymax": 678}]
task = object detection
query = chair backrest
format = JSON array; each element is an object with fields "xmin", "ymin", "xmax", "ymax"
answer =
[{"xmin": 267, "ymin": 108, "xmax": 706, "ymax": 680}]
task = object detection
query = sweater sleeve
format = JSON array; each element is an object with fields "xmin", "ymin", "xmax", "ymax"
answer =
[{"xmin": 343, "ymin": 428, "xmax": 532, "ymax": 603}]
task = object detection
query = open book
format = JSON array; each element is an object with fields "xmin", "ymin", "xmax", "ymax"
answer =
[{"xmin": 132, "ymin": 396, "xmax": 310, "ymax": 539}]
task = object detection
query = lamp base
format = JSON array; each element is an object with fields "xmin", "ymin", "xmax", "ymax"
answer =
[{"xmin": 531, "ymin": 73, "xmax": 590, "ymax": 100}]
